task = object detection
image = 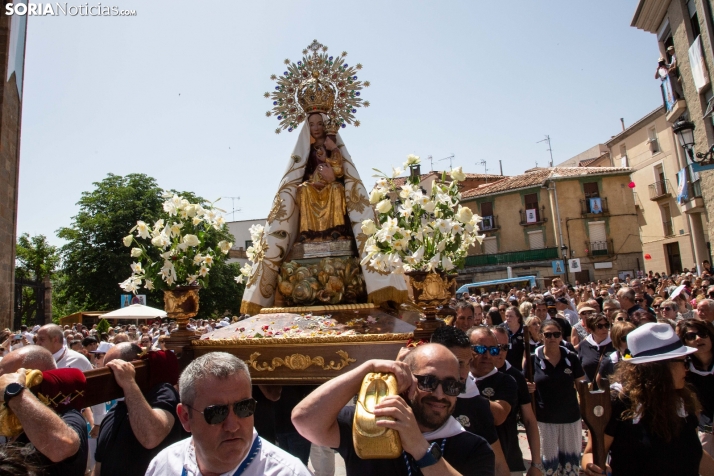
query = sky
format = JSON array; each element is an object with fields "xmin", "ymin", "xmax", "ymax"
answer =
[{"xmin": 18, "ymin": 1, "xmax": 662, "ymax": 245}]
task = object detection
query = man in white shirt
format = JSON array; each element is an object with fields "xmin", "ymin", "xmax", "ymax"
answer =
[
  {"xmin": 36, "ymin": 324, "xmax": 93, "ymax": 372},
  {"xmin": 146, "ymin": 352, "xmax": 311, "ymax": 476}
]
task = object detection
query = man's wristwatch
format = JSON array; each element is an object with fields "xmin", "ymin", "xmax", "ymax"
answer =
[
  {"xmin": 531, "ymin": 461, "xmax": 545, "ymax": 472},
  {"xmin": 415, "ymin": 442, "xmax": 442, "ymax": 468},
  {"xmin": 3, "ymin": 383, "xmax": 25, "ymax": 406}
]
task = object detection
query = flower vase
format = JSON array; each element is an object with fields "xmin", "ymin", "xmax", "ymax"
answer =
[
  {"xmin": 405, "ymin": 270, "xmax": 456, "ymax": 340},
  {"xmin": 164, "ymin": 285, "xmax": 200, "ymax": 353}
]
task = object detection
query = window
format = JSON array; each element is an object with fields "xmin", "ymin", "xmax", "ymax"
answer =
[
  {"xmin": 661, "ymin": 204, "xmax": 673, "ymax": 236},
  {"xmin": 620, "ymin": 144, "xmax": 628, "ymax": 167},
  {"xmin": 245, "ymin": 240, "xmax": 253, "ymax": 250},
  {"xmin": 648, "ymin": 127, "xmax": 660, "ymax": 153},
  {"xmin": 588, "ymin": 221, "xmax": 607, "ymax": 255},
  {"xmin": 524, "ymin": 193, "xmax": 539, "ymax": 221},
  {"xmin": 480, "ymin": 201, "xmax": 493, "ymax": 217},
  {"xmin": 687, "ymin": 0, "xmax": 701, "ymax": 42},
  {"xmin": 483, "ymin": 236, "xmax": 497, "ymax": 254},
  {"xmin": 527, "ymin": 230, "xmax": 544, "ymax": 250},
  {"xmin": 583, "ymin": 182, "xmax": 599, "ymax": 198}
]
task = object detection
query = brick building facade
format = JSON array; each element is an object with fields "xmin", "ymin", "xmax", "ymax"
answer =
[{"xmin": 0, "ymin": 9, "xmax": 28, "ymax": 330}]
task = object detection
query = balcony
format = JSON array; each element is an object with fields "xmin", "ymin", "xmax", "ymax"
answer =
[
  {"xmin": 464, "ymin": 247, "xmax": 559, "ymax": 267},
  {"xmin": 649, "ymin": 180, "xmax": 671, "ymax": 201},
  {"xmin": 663, "ymin": 219, "xmax": 674, "ymax": 237},
  {"xmin": 480, "ymin": 215, "xmax": 499, "ymax": 232},
  {"xmin": 587, "ymin": 239, "xmax": 613, "ymax": 258},
  {"xmin": 633, "ymin": 192, "xmax": 642, "ymax": 209},
  {"xmin": 681, "ymin": 180, "xmax": 706, "ymax": 214},
  {"xmin": 519, "ymin": 206, "xmax": 548, "ymax": 226},
  {"xmin": 580, "ymin": 197, "xmax": 609, "ymax": 216},
  {"xmin": 660, "ymin": 78, "xmax": 687, "ymax": 123}
]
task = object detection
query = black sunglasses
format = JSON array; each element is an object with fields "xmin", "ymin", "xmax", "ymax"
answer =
[
  {"xmin": 684, "ymin": 330, "xmax": 710, "ymax": 341},
  {"xmin": 596, "ymin": 322, "xmax": 611, "ymax": 330},
  {"xmin": 543, "ymin": 331, "xmax": 562, "ymax": 339},
  {"xmin": 662, "ymin": 306, "xmax": 676, "ymax": 312},
  {"xmin": 472, "ymin": 345, "xmax": 501, "ymax": 356},
  {"xmin": 185, "ymin": 398, "xmax": 257, "ymax": 425},
  {"xmin": 414, "ymin": 374, "xmax": 465, "ymax": 397}
]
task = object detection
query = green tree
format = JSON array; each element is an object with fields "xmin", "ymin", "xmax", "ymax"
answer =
[
  {"xmin": 14, "ymin": 233, "xmax": 60, "ymax": 325},
  {"xmin": 56, "ymin": 173, "xmax": 243, "ymax": 318}
]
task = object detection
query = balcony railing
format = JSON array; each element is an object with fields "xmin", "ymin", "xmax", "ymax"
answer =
[
  {"xmin": 687, "ymin": 180, "xmax": 703, "ymax": 200},
  {"xmin": 587, "ymin": 239, "xmax": 613, "ymax": 258},
  {"xmin": 480, "ymin": 215, "xmax": 499, "ymax": 232},
  {"xmin": 464, "ymin": 247, "xmax": 559, "ymax": 267},
  {"xmin": 580, "ymin": 197, "xmax": 609, "ymax": 216},
  {"xmin": 649, "ymin": 180, "xmax": 671, "ymax": 200},
  {"xmin": 663, "ymin": 219, "xmax": 674, "ymax": 237},
  {"xmin": 519, "ymin": 206, "xmax": 548, "ymax": 226}
]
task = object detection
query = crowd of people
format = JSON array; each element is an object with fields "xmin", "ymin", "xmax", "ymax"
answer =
[{"xmin": 0, "ymin": 268, "xmax": 713, "ymax": 475}]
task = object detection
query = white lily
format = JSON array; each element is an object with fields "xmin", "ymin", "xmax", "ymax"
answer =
[
  {"xmin": 130, "ymin": 248, "xmax": 142, "ymax": 258},
  {"xmin": 136, "ymin": 221, "xmax": 151, "ymax": 239}
]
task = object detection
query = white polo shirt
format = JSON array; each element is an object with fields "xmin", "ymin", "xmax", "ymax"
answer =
[
  {"xmin": 53, "ymin": 346, "xmax": 93, "ymax": 371},
  {"xmin": 146, "ymin": 428, "xmax": 311, "ymax": 476}
]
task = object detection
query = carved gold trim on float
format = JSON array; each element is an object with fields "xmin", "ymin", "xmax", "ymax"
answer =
[
  {"xmin": 246, "ymin": 350, "xmax": 356, "ymax": 372},
  {"xmin": 259, "ymin": 303, "xmax": 376, "ymax": 314},
  {"xmin": 192, "ymin": 332, "xmax": 413, "ymax": 346}
]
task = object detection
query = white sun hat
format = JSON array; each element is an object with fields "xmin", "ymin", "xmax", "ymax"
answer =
[{"xmin": 624, "ymin": 322, "xmax": 697, "ymax": 364}]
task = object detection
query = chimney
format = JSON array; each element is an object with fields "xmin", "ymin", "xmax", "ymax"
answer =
[
  {"xmin": 620, "ymin": 118, "xmax": 625, "ymax": 132},
  {"xmin": 410, "ymin": 164, "xmax": 421, "ymax": 177}
]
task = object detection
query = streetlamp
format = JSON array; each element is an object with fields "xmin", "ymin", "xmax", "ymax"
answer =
[
  {"xmin": 673, "ymin": 120, "xmax": 714, "ymax": 165},
  {"xmin": 561, "ymin": 244, "xmax": 569, "ymax": 284}
]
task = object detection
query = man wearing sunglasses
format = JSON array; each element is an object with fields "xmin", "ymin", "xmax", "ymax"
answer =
[
  {"xmin": 147, "ymin": 352, "xmax": 310, "ymax": 476},
  {"xmin": 293, "ymin": 344, "xmax": 495, "ymax": 476},
  {"xmin": 467, "ymin": 327, "xmax": 518, "ymax": 431},
  {"xmin": 94, "ymin": 343, "xmax": 188, "ymax": 476}
]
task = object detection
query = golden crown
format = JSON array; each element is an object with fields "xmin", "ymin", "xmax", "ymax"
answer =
[{"xmin": 264, "ymin": 40, "xmax": 370, "ymax": 134}]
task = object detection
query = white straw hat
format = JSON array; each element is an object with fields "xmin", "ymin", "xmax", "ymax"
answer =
[{"xmin": 624, "ymin": 322, "xmax": 696, "ymax": 364}]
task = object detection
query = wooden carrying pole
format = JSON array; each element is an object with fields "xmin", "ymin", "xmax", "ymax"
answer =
[
  {"xmin": 522, "ymin": 326, "xmax": 536, "ymax": 414},
  {"xmin": 82, "ymin": 360, "xmax": 149, "ymax": 407},
  {"xmin": 576, "ymin": 377, "xmax": 611, "ymax": 471}
]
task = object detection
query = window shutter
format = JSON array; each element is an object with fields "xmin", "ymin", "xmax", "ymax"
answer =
[
  {"xmin": 588, "ymin": 221, "xmax": 607, "ymax": 250},
  {"xmin": 528, "ymin": 230, "xmax": 544, "ymax": 250},
  {"xmin": 483, "ymin": 237, "xmax": 498, "ymax": 254}
]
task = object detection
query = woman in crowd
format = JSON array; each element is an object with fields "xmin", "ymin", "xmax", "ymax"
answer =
[
  {"xmin": 520, "ymin": 301, "xmax": 533, "ymax": 319},
  {"xmin": 582, "ymin": 322, "xmax": 714, "ymax": 476},
  {"xmin": 532, "ymin": 319, "xmax": 585, "ymax": 475},
  {"xmin": 613, "ymin": 310, "xmax": 627, "ymax": 322},
  {"xmin": 487, "ymin": 307, "xmax": 503, "ymax": 326},
  {"xmin": 503, "ymin": 306, "xmax": 525, "ymax": 370},
  {"xmin": 597, "ymin": 320, "xmax": 635, "ymax": 386},
  {"xmin": 139, "ymin": 335, "xmax": 152, "ymax": 349},
  {"xmin": 578, "ymin": 313, "xmax": 614, "ymax": 382},
  {"xmin": 677, "ymin": 318, "xmax": 714, "ymax": 455},
  {"xmin": 156, "ymin": 335, "xmax": 169, "ymax": 351},
  {"xmin": 525, "ymin": 316, "xmax": 542, "ymax": 355},
  {"xmin": 675, "ymin": 291, "xmax": 694, "ymax": 319}
]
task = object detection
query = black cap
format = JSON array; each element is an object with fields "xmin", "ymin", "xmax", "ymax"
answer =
[{"xmin": 557, "ymin": 297, "xmax": 569, "ymax": 305}]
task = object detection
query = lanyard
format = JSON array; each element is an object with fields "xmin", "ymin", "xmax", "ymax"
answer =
[
  {"xmin": 402, "ymin": 438, "xmax": 446, "ymax": 476},
  {"xmin": 181, "ymin": 436, "xmax": 261, "ymax": 476}
]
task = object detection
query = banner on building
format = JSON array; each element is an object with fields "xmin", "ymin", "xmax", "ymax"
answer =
[
  {"xmin": 121, "ymin": 294, "xmax": 146, "ymax": 308},
  {"xmin": 676, "ymin": 168, "xmax": 688, "ymax": 204},
  {"xmin": 526, "ymin": 209, "xmax": 537, "ymax": 223},
  {"xmin": 589, "ymin": 197, "xmax": 602, "ymax": 214},
  {"xmin": 569, "ymin": 258, "xmax": 582, "ymax": 272},
  {"xmin": 661, "ymin": 75, "xmax": 676, "ymax": 112},
  {"xmin": 552, "ymin": 260, "xmax": 565, "ymax": 274}
]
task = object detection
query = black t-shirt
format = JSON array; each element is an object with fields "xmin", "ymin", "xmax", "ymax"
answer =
[
  {"xmin": 96, "ymin": 383, "xmax": 188, "ymax": 476},
  {"xmin": 626, "ymin": 304, "xmax": 643, "ymax": 318},
  {"xmin": 499, "ymin": 364, "xmax": 530, "ymax": 472},
  {"xmin": 253, "ymin": 384, "xmax": 277, "ymax": 444},
  {"xmin": 274, "ymin": 385, "xmax": 316, "ymax": 434},
  {"xmin": 532, "ymin": 347, "xmax": 584, "ymax": 423},
  {"xmin": 501, "ymin": 324, "xmax": 525, "ymax": 371},
  {"xmin": 597, "ymin": 352, "xmax": 620, "ymax": 382},
  {"xmin": 605, "ymin": 391, "xmax": 702, "ymax": 476},
  {"xmin": 453, "ymin": 394, "xmax": 499, "ymax": 445},
  {"xmin": 335, "ymin": 406, "xmax": 495, "ymax": 476},
  {"xmin": 14, "ymin": 409, "xmax": 88, "ymax": 476},
  {"xmin": 577, "ymin": 338, "xmax": 614, "ymax": 382},
  {"xmin": 686, "ymin": 364, "xmax": 714, "ymax": 426}
]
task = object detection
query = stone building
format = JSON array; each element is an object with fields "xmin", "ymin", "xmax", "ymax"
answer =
[
  {"xmin": 459, "ymin": 167, "xmax": 643, "ymax": 286},
  {"xmin": 631, "ymin": 0, "xmax": 714, "ymax": 269},
  {"xmin": 0, "ymin": 11, "xmax": 28, "ymax": 330},
  {"xmin": 605, "ymin": 105, "xmax": 709, "ymax": 274}
]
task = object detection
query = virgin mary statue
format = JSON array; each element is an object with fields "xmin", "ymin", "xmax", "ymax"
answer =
[{"xmin": 240, "ymin": 41, "xmax": 408, "ymax": 315}]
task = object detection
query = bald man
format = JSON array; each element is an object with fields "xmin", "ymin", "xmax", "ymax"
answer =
[
  {"xmin": 0, "ymin": 346, "xmax": 88, "ymax": 476},
  {"xmin": 36, "ymin": 324, "xmax": 92, "ymax": 371},
  {"xmin": 93, "ymin": 343, "xmax": 187, "ymax": 476},
  {"xmin": 293, "ymin": 344, "xmax": 495, "ymax": 476}
]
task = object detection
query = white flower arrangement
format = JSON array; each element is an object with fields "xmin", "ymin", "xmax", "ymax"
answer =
[
  {"xmin": 234, "ymin": 223, "xmax": 265, "ymax": 285},
  {"xmin": 120, "ymin": 193, "xmax": 233, "ymax": 292},
  {"xmin": 361, "ymin": 156, "xmax": 483, "ymax": 274}
]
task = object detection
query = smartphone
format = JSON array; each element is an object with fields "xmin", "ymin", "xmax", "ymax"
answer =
[{"xmin": 13, "ymin": 334, "xmax": 22, "ymax": 341}]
